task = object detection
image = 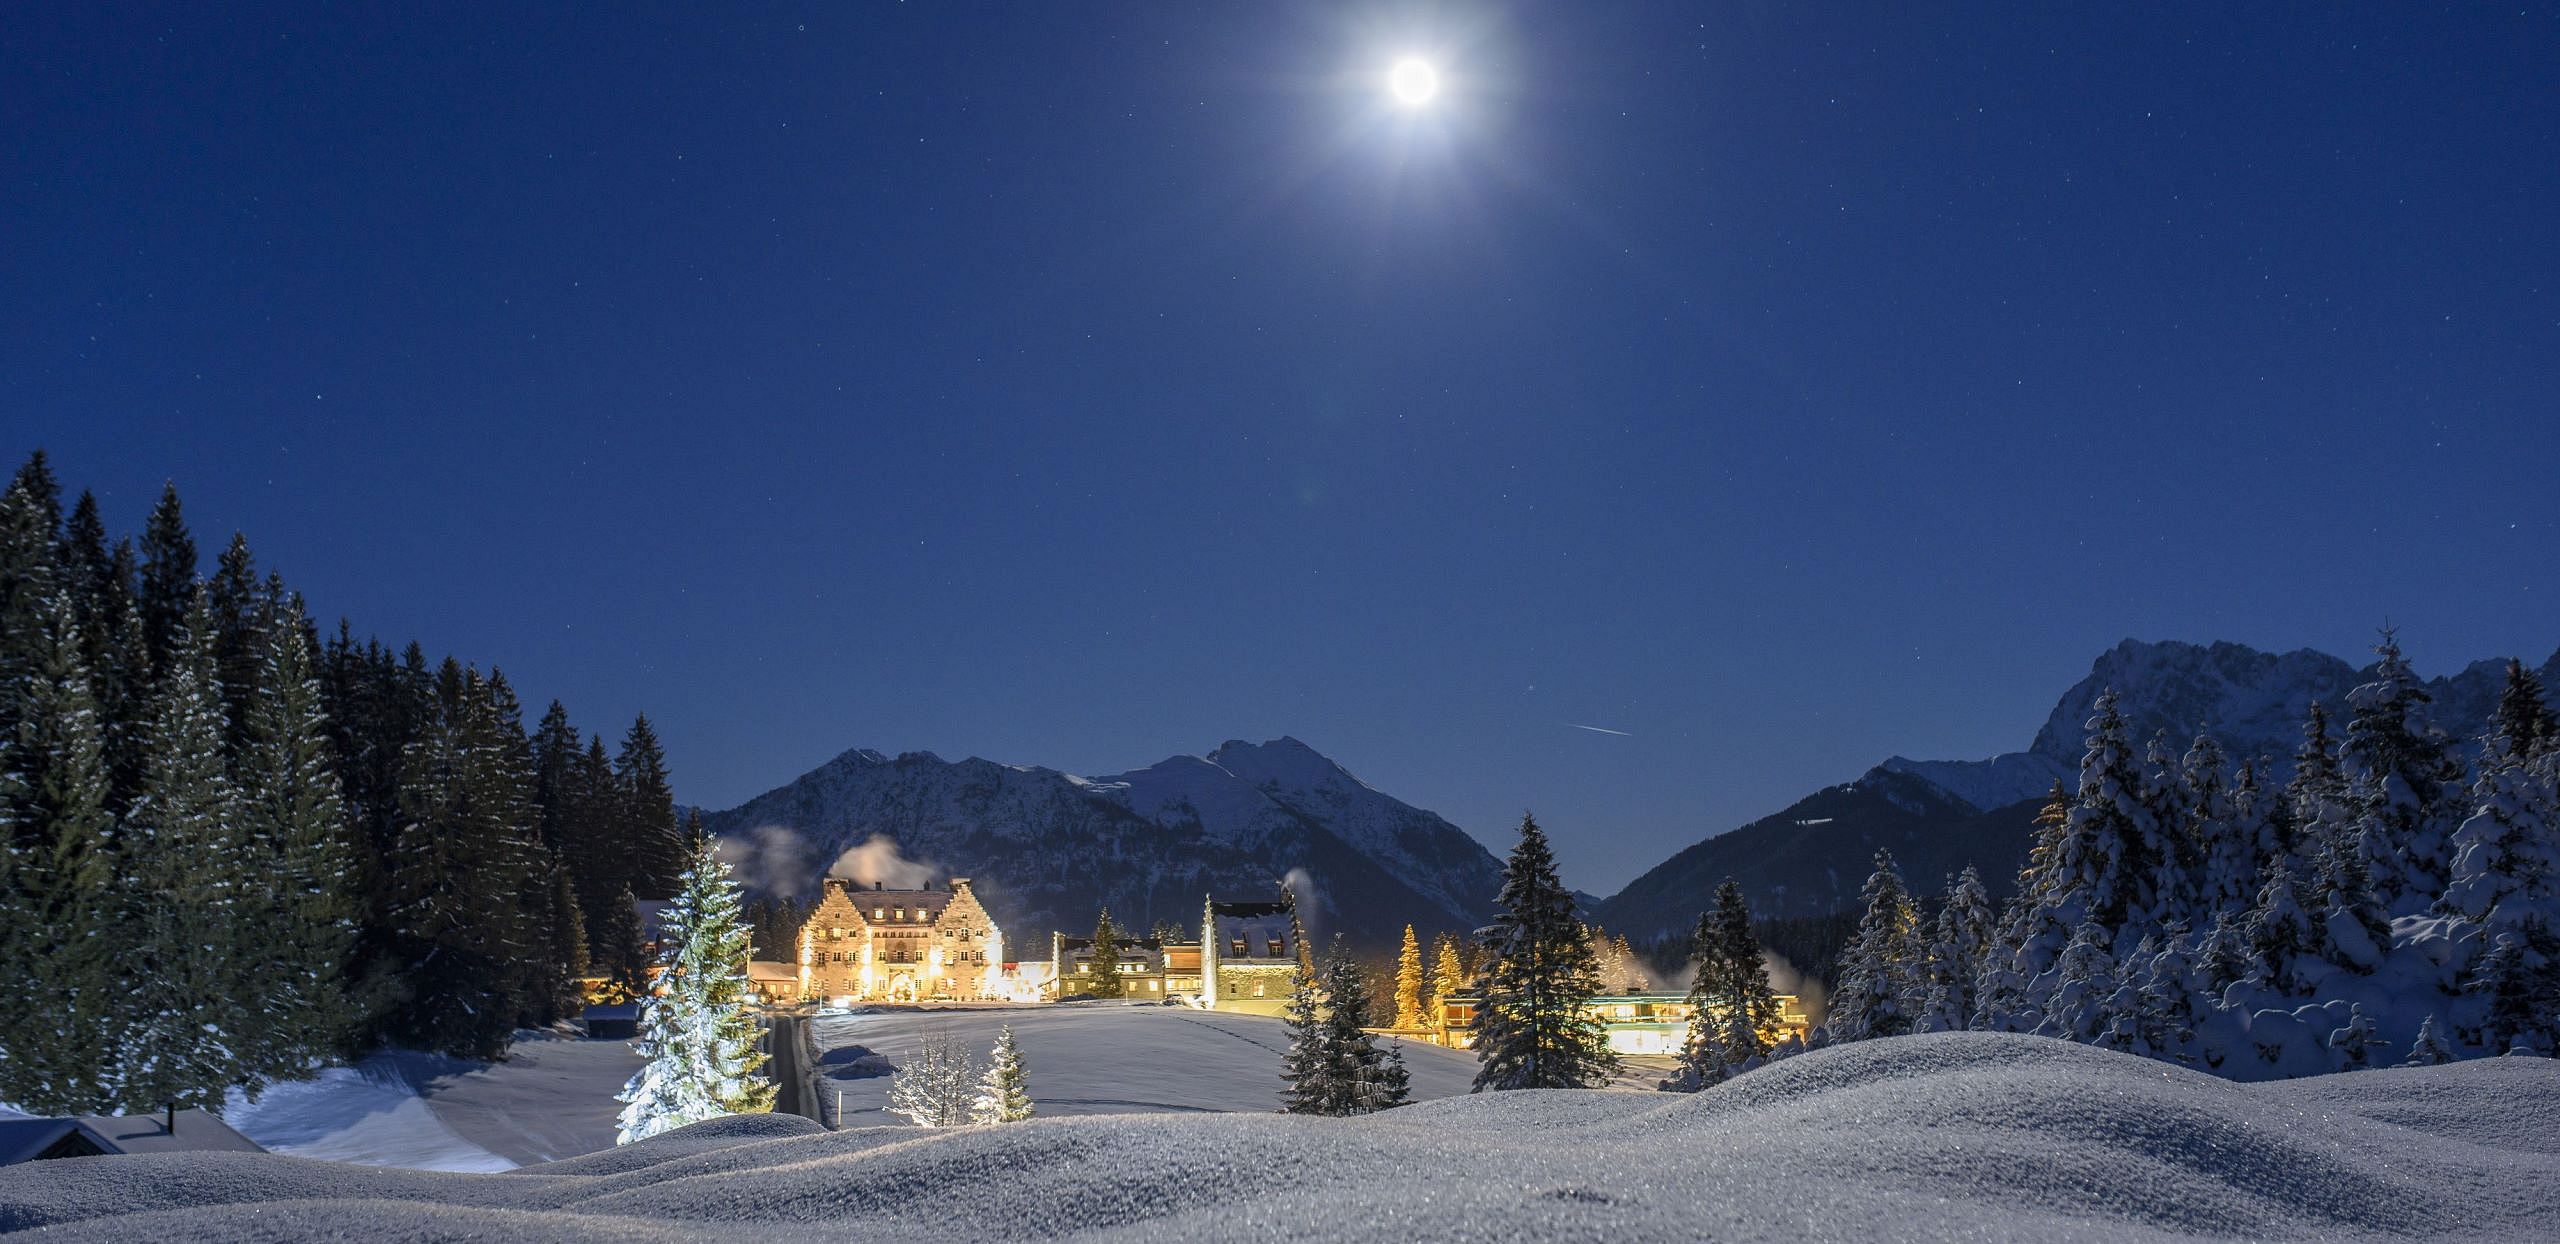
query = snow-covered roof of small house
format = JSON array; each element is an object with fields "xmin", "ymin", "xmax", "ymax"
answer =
[
  {"xmin": 747, "ymin": 960, "xmax": 799, "ymax": 979},
  {"xmin": 0, "ymin": 1111, "xmax": 262, "ymax": 1165}
]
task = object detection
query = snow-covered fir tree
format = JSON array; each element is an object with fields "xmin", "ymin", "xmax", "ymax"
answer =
[
  {"xmin": 2329, "ymin": 1003, "xmax": 2384, "ymax": 1070},
  {"xmin": 2208, "ymin": 759, "xmax": 2273, "ymax": 921},
  {"xmin": 1284, "ymin": 936, "xmax": 1412, "ymax": 1114},
  {"xmin": 2440, "ymin": 660, "xmax": 2560, "ymax": 1053},
  {"xmin": 886, "ymin": 1033, "xmax": 981, "ymax": 1128},
  {"xmin": 0, "ymin": 583, "xmax": 121, "ymax": 1112},
  {"xmin": 1278, "ymin": 951, "xmax": 1331, "ymax": 1113},
  {"xmin": 2404, "ymin": 1014, "xmax": 2454, "ymax": 1066},
  {"xmin": 1394, "ymin": 923, "xmax": 1426, "ymax": 1030},
  {"xmin": 2339, "ymin": 631, "xmax": 2465, "ymax": 915},
  {"xmin": 1472, "ymin": 812, "xmax": 1616, "ymax": 1091},
  {"xmin": 615, "ymin": 836, "xmax": 775, "ymax": 1144},
  {"xmin": 2237, "ymin": 865, "xmax": 2324, "ymax": 1001},
  {"xmin": 1918, "ymin": 866, "xmax": 1994, "ymax": 1033},
  {"xmin": 1974, "ymin": 782, "xmax": 2075, "ymax": 1033},
  {"xmin": 121, "ymin": 592, "xmax": 254, "ymax": 1111},
  {"xmin": 233, "ymin": 592, "xmax": 362, "ymax": 1078},
  {"xmin": 973, "ymin": 1024, "xmax": 1033, "ymax": 1124},
  {"xmin": 2038, "ymin": 920, "xmax": 2120, "ymax": 1046},
  {"xmin": 1826, "ymin": 849, "xmax": 1924, "ymax": 1042},
  {"xmin": 1667, "ymin": 878, "xmax": 1784, "ymax": 1090},
  {"xmin": 2133, "ymin": 931, "xmax": 2210, "ymax": 1065}
]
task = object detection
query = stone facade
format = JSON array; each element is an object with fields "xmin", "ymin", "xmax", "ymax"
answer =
[{"xmin": 798, "ymin": 876, "xmax": 1005, "ymax": 1002}]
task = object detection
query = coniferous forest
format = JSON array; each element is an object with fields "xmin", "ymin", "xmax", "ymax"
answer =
[
  {"xmin": 0, "ymin": 451, "xmax": 688, "ymax": 1115},
  {"xmin": 1810, "ymin": 657, "xmax": 2560, "ymax": 1075}
]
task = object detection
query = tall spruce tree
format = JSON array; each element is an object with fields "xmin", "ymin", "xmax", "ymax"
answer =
[
  {"xmin": 233, "ymin": 594, "xmax": 362, "ymax": 1072},
  {"xmin": 1086, "ymin": 907, "xmax": 1127, "ymax": 999},
  {"xmin": 135, "ymin": 483, "xmax": 197, "ymax": 675},
  {"xmin": 1472, "ymin": 812, "xmax": 1616, "ymax": 1091},
  {"xmin": 121, "ymin": 591, "xmax": 255, "ymax": 1110},
  {"xmin": 614, "ymin": 836, "xmax": 774, "ymax": 1142},
  {"xmin": 616, "ymin": 715, "xmax": 681, "ymax": 897},
  {"xmin": 0, "ymin": 588, "xmax": 122, "ymax": 1113},
  {"xmin": 378, "ymin": 668, "xmax": 540, "ymax": 1057},
  {"xmin": 206, "ymin": 533, "xmax": 268, "ymax": 755}
]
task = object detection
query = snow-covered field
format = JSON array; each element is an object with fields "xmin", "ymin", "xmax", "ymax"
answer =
[
  {"xmin": 809, "ymin": 1002, "xmax": 1481, "ymax": 1121},
  {"xmin": 10, "ymin": 1032, "xmax": 2558, "ymax": 1241},
  {"xmin": 221, "ymin": 1031, "xmax": 643, "ymax": 1171}
]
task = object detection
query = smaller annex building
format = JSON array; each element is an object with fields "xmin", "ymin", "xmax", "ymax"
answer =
[
  {"xmin": 1050, "ymin": 894, "xmax": 1309, "ymax": 1015},
  {"xmin": 1433, "ymin": 991, "xmax": 1813, "ymax": 1055}
]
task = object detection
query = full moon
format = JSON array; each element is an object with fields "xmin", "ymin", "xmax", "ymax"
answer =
[{"xmin": 1387, "ymin": 57, "xmax": 1440, "ymax": 106}]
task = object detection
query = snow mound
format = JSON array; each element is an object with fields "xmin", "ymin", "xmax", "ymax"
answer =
[{"xmin": 8, "ymin": 1033, "xmax": 2557, "ymax": 1242}]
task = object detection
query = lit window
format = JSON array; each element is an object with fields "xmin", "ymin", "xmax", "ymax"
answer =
[
  {"xmin": 873, "ymin": 908, "xmax": 884, "ymax": 920},
  {"xmin": 1267, "ymin": 938, "xmax": 1284, "ymax": 957},
  {"xmin": 1253, "ymin": 981, "xmax": 1266, "ymax": 997}
]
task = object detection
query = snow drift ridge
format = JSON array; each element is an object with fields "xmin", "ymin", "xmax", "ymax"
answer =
[{"xmin": 9, "ymin": 1033, "xmax": 2558, "ymax": 1242}]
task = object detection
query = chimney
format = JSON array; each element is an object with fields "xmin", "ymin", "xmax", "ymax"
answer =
[{"xmin": 164, "ymin": 1102, "xmax": 175, "ymax": 1134}]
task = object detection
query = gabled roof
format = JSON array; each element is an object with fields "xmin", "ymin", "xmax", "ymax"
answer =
[
  {"xmin": 0, "ymin": 1111, "xmax": 262, "ymax": 1165},
  {"xmin": 0, "ymin": 1118, "xmax": 108, "ymax": 1165}
]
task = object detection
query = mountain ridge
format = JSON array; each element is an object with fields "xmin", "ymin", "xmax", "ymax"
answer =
[{"xmin": 700, "ymin": 736, "xmax": 1504, "ymax": 947}]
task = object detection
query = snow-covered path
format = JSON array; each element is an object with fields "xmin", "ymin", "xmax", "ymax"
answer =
[
  {"xmin": 224, "ymin": 1031, "xmax": 643, "ymax": 1170},
  {"xmin": 809, "ymin": 1002, "xmax": 1483, "ymax": 1123}
]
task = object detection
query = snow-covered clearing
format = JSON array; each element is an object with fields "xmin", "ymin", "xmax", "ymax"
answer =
[
  {"xmin": 810, "ymin": 1002, "xmax": 1480, "ymax": 1121},
  {"xmin": 17, "ymin": 1032, "xmax": 2556, "ymax": 1242},
  {"xmin": 222, "ymin": 1030, "xmax": 642, "ymax": 1171}
]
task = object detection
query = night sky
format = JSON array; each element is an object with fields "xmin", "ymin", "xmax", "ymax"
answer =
[{"xmin": 7, "ymin": 4, "xmax": 2555, "ymax": 892}]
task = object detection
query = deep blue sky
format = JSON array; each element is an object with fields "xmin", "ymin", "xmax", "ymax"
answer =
[{"xmin": 7, "ymin": 3, "xmax": 2556, "ymax": 893}]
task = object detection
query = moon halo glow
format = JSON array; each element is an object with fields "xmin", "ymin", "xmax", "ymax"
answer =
[{"xmin": 1387, "ymin": 57, "xmax": 1440, "ymax": 106}]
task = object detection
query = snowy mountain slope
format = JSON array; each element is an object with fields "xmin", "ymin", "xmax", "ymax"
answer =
[
  {"xmin": 700, "ymin": 739, "xmax": 1501, "ymax": 945},
  {"xmin": 12, "ymin": 1033, "xmax": 2558, "ymax": 1241},
  {"xmin": 1595, "ymin": 769, "xmax": 2043, "ymax": 939}
]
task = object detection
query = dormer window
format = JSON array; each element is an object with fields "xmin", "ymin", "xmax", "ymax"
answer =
[
  {"xmin": 1267, "ymin": 938, "xmax": 1285, "ymax": 957},
  {"xmin": 874, "ymin": 908, "xmax": 885, "ymax": 920}
]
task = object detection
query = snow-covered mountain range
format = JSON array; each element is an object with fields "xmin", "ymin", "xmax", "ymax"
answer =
[
  {"xmin": 1595, "ymin": 639, "xmax": 2560, "ymax": 940},
  {"xmin": 706, "ymin": 639, "xmax": 2557, "ymax": 951},
  {"xmin": 699, "ymin": 737, "xmax": 1502, "ymax": 946}
]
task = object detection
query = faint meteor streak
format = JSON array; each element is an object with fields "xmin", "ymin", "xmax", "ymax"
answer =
[{"xmin": 1564, "ymin": 723, "xmax": 1632, "ymax": 737}]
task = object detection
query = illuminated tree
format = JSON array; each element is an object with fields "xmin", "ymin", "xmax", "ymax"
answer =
[
  {"xmin": 973, "ymin": 1024, "xmax": 1033, "ymax": 1124},
  {"xmin": 1394, "ymin": 924, "xmax": 1426, "ymax": 1030},
  {"xmin": 1427, "ymin": 933, "xmax": 1466, "ymax": 1033},
  {"xmin": 615, "ymin": 837, "xmax": 774, "ymax": 1143}
]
